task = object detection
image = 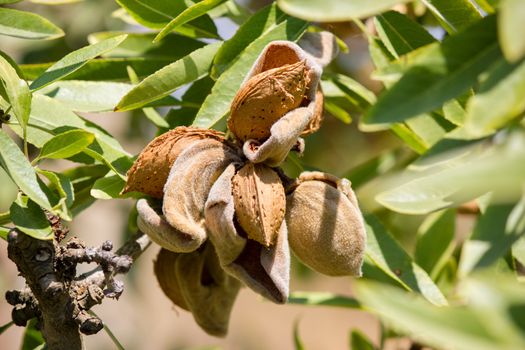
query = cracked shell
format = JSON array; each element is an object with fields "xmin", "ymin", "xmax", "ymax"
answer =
[{"xmin": 228, "ymin": 60, "xmax": 309, "ymax": 142}]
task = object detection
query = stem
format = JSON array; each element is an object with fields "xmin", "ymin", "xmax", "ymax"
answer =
[{"xmin": 89, "ymin": 311, "xmax": 125, "ymax": 350}]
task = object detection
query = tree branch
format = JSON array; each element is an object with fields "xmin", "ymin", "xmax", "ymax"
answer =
[{"xmin": 5, "ymin": 228, "xmax": 151, "ymax": 350}]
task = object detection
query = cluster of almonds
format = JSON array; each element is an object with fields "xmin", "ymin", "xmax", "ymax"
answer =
[{"xmin": 122, "ymin": 35, "xmax": 366, "ymax": 336}]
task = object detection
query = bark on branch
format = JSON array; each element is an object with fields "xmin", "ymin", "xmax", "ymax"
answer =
[{"xmin": 5, "ymin": 227, "xmax": 151, "ymax": 350}]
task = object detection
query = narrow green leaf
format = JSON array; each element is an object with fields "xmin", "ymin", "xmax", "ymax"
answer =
[
  {"xmin": 126, "ymin": 66, "xmax": 169, "ymax": 128},
  {"xmin": 364, "ymin": 15, "xmax": 501, "ymax": 129},
  {"xmin": 324, "ymin": 100, "xmax": 351, "ymax": 124},
  {"xmin": 422, "ymin": 0, "xmax": 482, "ymax": 33},
  {"xmin": 288, "ymin": 292, "xmax": 360, "ymax": 308},
  {"xmin": 8, "ymin": 95, "xmax": 132, "ymax": 178},
  {"xmin": 465, "ymin": 58, "xmax": 525, "ymax": 137},
  {"xmin": 404, "ymin": 114, "xmax": 448, "ymax": 149},
  {"xmin": 277, "ymin": 0, "xmax": 410, "ymax": 21},
  {"xmin": 459, "ymin": 196, "xmax": 525, "ymax": 277},
  {"xmin": 0, "ymin": 226, "xmax": 9, "ymax": 240},
  {"xmin": 88, "ymin": 31, "xmax": 205, "ymax": 59},
  {"xmin": 20, "ymin": 319, "xmax": 45, "ymax": 350},
  {"xmin": 154, "ymin": 0, "xmax": 227, "ymax": 43},
  {"xmin": 0, "ymin": 321, "xmax": 14, "ymax": 335},
  {"xmin": 365, "ymin": 215, "xmax": 447, "ymax": 306},
  {"xmin": 354, "ymin": 279, "xmax": 525, "ymax": 350},
  {"xmin": 21, "ymin": 57, "xmax": 175, "ymax": 82},
  {"xmin": 212, "ymin": 4, "xmax": 285, "ymax": 78},
  {"xmin": 38, "ymin": 169, "xmax": 74, "ymax": 208},
  {"xmin": 0, "ymin": 130, "xmax": 53, "ymax": 211},
  {"xmin": 389, "ymin": 123, "xmax": 427, "ymax": 154},
  {"xmin": 415, "ymin": 209, "xmax": 456, "ymax": 279},
  {"xmin": 90, "ymin": 174, "xmax": 126, "ymax": 200},
  {"xmin": 10, "ymin": 195, "xmax": 53, "ymax": 240},
  {"xmin": 0, "ymin": 54, "xmax": 31, "ymax": 131},
  {"xmin": 116, "ymin": 42, "xmax": 221, "ymax": 111},
  {"xmin": 38, "ymin": 129, "xmax": 95, "ymax": 160},
  {"xmin": 375, "ymin": 10, "xmax": 436, "ymax": 58},
  {"xmin": 499, "ymin": 0, "xmax": 525, "ymax": 62},
  {"xmin": 115, "ymin": 0, "xmax": 218, "ymax": 38},
  {"xmin": 192, "ymin": 17, "xmax": 308, "ymax": 128},
  {"xmin": 293, "ymin": 321, "xmax": 305, "ymax": 350},
  {"xmin": 373, "ymin": 133, "xmax": 525, "ymax": 214},
  {"xmin": 0, "ymin": 7, "xmax": 64, "ymax": 40},
  {"xmin": 350, "ymin": 330, "xmax": 377, "ymax": 350},
  {"xmin": 30, "ymin": 35, "xmax": 128, "ymax": 91}
]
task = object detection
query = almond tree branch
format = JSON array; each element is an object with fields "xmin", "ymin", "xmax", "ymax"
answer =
[{"xmin": 5, "ymin": 228, "xmax": 151, "ymax": 350}]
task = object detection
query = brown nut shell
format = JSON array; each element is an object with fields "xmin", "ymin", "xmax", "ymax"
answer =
[
  {"xmin": 228, "ymin": 61, "xmax": 309, "ymax": 142},
  {"xmin": 285, "ymin": 173, "xmax": 365, "ymax": 276},
  {"xmin": 231, "ymin": 163, "xmax": 285, "ymax": 247},
  {"xmin": 123, "ymin": 127, "xmax": 225, "ymax": 198}
]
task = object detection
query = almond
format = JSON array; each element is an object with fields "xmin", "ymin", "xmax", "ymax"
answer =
[
  {"xmin": 123, "ymin": 127, "xmax": 226, "ymax": 198},
  {"xmin": 228, "ymin": 61, "xmax": 309, "ymax": 142},
  {"xmin": 231, "ymin": 163, "xmax": 285, "ymax": 247}
]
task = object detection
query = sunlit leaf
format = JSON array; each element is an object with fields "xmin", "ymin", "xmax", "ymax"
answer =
[
  {"xmin": 154, "ymin": 0, "xmax": 227, "ymax": 43},
  {"xmin": 499, "ymin": 0, "xmax": 525, "ymax": 62},
  {"xmin": 0, "ymin": 130, "xmax": 53, "ymax": 211},
  {"xmin": 422, "ymin": 0, "xmax": 482, "ymax": 33},
  {"xmin": 364, "ymin": 15, "xmax": 500, "ymax": 129},
  {"xmin": 116, "ymin": 42, "xmax": 221, "ymax": 111},
  {"xmin": 0, "ymin": 7, "xmax": 64, "ymax": 40},
  {"xmin": 277, "ymin": 0, "xmax": 410, "ymax": 21},
  {"xmin": 10, "ymin": 195, "xmax": 53, "ymax": 240},
  {"xmin": 30, "ymin": 34, "xmax": 128, "ymax": 91},
  {"xmin": 38, "ymin": 129, "xmax": 95, "ymax": 160},
  {"xmin": 0, "ymin": 54, "xmax": 31, "ymax": 132},
  {"xmin": 464, "ymin": 58, "xmax": 525, "ymax": 137},
  {"xmin": 365, "ymin": 215, "xmax": 448, "ymax": 306}
]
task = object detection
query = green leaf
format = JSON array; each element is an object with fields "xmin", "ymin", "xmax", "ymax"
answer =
[
  {"xmin": 154, "ymin": 0, "xmax": 227, "ymax": 43},
  {"xmin": 499, "ymin": 0, "xmax": 525, "ymax": 62},
  {"xmin": 30, "ymin": 35, "xmax": 128, "ymax": 91},
  {"xmin": 287, "ymin": 292, "xmax": 360, "ymax": 308},
  {"xmin": 37, "ymin": 169, "xmax": 74, "ymax": 208},
  {"xmin": 464, "ymin": 58, "xmax": 525, "ymax": 137},
  {"xmin": 277, "ymin": 0, "xmax": 411, "ymax": 21},
  {"xmin": 21, "ymin": 57, "xmax": 175, "ymax": 81},
  {"xmin": 126, "ymin": 66, "xmax": 169, "ymax": 128},
  {"xmin": 372, "ymin": 131, "xmax": 525, "ymax": 214},
  {"xmin": 212, "ymin": 4, "xmax": 284, "ymax": 78},
  {"xmin": 350, "ymin": 330, "xmax": 377, "ymax": 350},
  {"xmin": 354, "ymin": 279, "xmax": 525, "ymax": 350},
  {"xmin": 20, "ymin": 319, "xmax": 45, "ymax": 350},
  {"xmin": 422, "ymin": 0, "xmax": 482, "ymax": 33},
  {"xmin": 375, "ymin": 10, "xmax": 436, "ymax": 58},
  {"xmin": 459, "ymin": 196, "xmax": 525, "ymax": 277},
  {"xmin": 0, "ymin": 7, "xmax": 64, "ymax": 40},
  {"xmin": 116, "ymin": 42, "xmax": 221, "ymax": 111},
  {"xmin": 363, "ymin": 15, "xmax": 501, "ymax": 129},
  {"xmin": 192, "ymin": 15, "xmax": 308, "ymax": 128},
  {"xmin": 415, "ymin": 209, "xmax": 456, "ymax": 279},
  {"xmin": 324, "ymin": 100, "xmax": 351, "ymax": 124},
  {"xmin": 0, "ymin": 130, "xmax": 53, "ymax": 211},
  {"xmin": 365, "ymin": 215, "xmax": 448, "ymax": 306},
  {"xmin": 8, "ymin": 95, "xmax": 132, "ymax": 178},
  {"xmin": 0, "ymin": 54, "xmax": 31, "ymax": 132},
  {"xmin": 293, "ymin": 321, "xmax": 305, "ymax": 350},
  {"xmin": 0, "ymin": 226, "xmax": 9, "ymax": 240},
  {"xmin": 90, "ymin": 174, "xmax": 126, "ymax": 199},
  {"xmin": 10, "ymin": 195, "xmax": 53, "ymax": 240},
  {"xmin": 0, "ymin": 321, "xmax": 14, "ymax": 335},
  {"xmin": 115, "ymin": 0, "xmax": 218, "ymax": 38},
  {"xmin": 38, "ymin": 129, "xmax": 95, "ymax": 160},
  {"xmin": 38, "ymin": 81, "xmax": 133, "ymax": 112},
  {"xmin": 87, "ymin": 31, "xmax": 205, "ymax": 59}
]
